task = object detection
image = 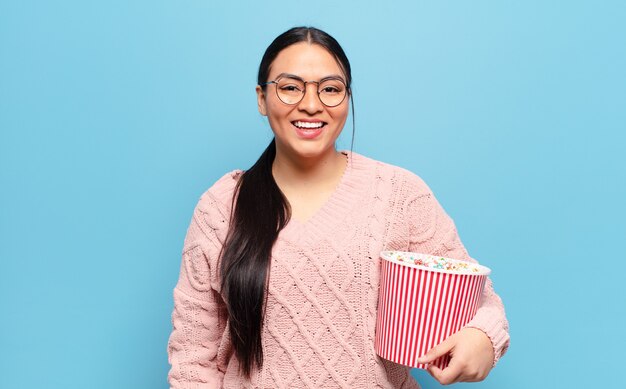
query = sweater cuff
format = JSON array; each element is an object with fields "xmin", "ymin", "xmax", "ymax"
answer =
[{"xmin": 465, "ymin": 315, "xmax": 510, "ymax": 366}]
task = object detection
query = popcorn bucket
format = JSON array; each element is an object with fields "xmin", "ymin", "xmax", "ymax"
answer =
[{"xmin": 374, "ymin": 251, "xmax": 491, "ymax": 369}]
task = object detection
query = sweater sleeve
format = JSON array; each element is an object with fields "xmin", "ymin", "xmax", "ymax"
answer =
[
  {"xmin": 167, "ymin": 201, "xmax": 229, "ymax": 388},
  {"xmin": 406, "ymin": 184, "xmax": 510, "ymax": 366}
]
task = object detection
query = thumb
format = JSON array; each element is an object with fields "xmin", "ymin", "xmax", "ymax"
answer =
[{"xmin": 417, "ymin": 337, "xmax": 454, "ymax": 364}]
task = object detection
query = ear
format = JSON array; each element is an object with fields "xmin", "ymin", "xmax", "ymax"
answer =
[{"xmin": 256, "ymin": 85, "xmax": 267, "ymax": 116}]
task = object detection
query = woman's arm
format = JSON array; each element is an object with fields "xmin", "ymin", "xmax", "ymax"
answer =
[
  {"xmin": 406, "ymin": 184, "xmax": 510, "ymax": 384},
  {"xmin": 167, "ymin": 204, "xmax": 229, "ymax": 389}
]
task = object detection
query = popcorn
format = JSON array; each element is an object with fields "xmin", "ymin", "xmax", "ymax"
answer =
[{"xmin": 387, "ymin": 251, "xmax": 483, "ymax": 274}]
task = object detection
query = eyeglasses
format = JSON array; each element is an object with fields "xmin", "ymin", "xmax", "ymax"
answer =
[{"xmin": 260, "ymin": 75, "xmax": 348, "ymax": 107}]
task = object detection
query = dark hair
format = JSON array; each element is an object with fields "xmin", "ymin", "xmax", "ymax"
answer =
[{"xmin": 219, "ymin": 26, "xmax": 354, "ymax": 378}]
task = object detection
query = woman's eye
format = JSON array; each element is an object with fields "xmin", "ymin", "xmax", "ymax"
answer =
[
  {"xmin": 321, "ymin": 86, "xmax": 341, "ymax": 94},
  {"xmin": 280, "ymin": 85, "xmax": 302, "ymax": 92}
]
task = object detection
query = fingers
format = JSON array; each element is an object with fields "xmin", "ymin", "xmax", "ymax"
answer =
[
  {"xmin": 427, "ymin": 359, "xmax": 463, "ymax": 385},
  {"xmin": 417, "ymin": 336, "xmax": 454, "ymax": 364},
  {"xmin": 423, "ymin": 328, "xmax": 495, "ymax": 385}
]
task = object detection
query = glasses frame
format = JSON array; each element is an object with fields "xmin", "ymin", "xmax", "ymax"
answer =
[{"xmin": 260, "ymin": 75, "xmax": 349, "ymax": 108}]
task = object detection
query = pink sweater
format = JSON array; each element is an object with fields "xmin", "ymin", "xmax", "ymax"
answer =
[{"xmin": 167, "ymin": 152, "xmax": 509, "ymax": 389}]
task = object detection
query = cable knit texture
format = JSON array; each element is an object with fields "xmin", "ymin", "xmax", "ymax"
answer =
[{"xmin": 167, "ymin": 152, "xmax": 510, "ymax": 389}]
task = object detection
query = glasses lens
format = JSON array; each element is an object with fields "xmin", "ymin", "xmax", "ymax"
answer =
[
  {"xmin": 276, "ymin": 77, "xmax": 305, "ymax": 105},
  {"xmin": 318, "ymin": 78, "xmax": 347, "ymax": 107}
]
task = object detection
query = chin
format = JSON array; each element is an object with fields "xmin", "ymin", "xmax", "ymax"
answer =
[{"xmin": 286, "ymin": 142, "xmax": 336, "ymax": 160}]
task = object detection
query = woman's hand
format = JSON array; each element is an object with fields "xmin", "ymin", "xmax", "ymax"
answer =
[{"xmin": 417, "ymin": 327, "xmax": 495, "ymax": 385}]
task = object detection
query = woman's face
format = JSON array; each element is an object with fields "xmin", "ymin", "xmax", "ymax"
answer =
[{"xmin": 256, "ymin": 42, "xmax": 350, "ymax": 162}]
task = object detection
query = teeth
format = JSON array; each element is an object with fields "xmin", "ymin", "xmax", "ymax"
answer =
[{"xmin": 294, "ymin": 121, "xmax": 324, "ymax": 129}]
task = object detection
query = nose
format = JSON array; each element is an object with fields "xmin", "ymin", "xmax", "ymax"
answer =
[{"xmin": 297, "ymin": 82, "xmax": 323, "ymax": 114}]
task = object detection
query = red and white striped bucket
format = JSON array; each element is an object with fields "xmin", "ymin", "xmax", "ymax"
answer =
[{"xmin": 374, "ymin": 251, "xmax": 490, "ymax": 369}]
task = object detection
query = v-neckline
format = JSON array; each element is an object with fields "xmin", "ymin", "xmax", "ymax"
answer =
[
  {"xmin": 288, "ymin": 150, "xmax": 349, "ymax": 223},
  {"xmin": 278, "ymin": 150, "xmax": 366, "ymax": 245}
]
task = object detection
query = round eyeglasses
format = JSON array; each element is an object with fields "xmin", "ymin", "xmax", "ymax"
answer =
[{"xmin": 260, "ymin": 75, "xmax": 348, "ymax": 107}]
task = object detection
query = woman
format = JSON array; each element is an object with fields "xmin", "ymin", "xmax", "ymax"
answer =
[{"xmin": 167, "ymin": 26, "xmax": 509, "ymax": 388}]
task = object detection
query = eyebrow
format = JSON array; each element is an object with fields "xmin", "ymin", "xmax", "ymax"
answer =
[{"xmin": 276, "ymin": 72, "xmax": 346, "ymax": 83}]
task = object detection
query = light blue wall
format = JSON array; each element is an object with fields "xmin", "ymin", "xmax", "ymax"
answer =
[{"xmin": 1, "ymin": 1, "xmax": 624, "ymax": 388}]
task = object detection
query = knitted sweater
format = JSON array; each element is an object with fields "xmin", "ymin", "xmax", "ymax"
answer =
[{"xmin": 167, "ymin": 151, "xmax": 510, "ymax": 389}]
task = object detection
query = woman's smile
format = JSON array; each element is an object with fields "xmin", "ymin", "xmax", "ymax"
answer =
[{"xmin": 292, "ymin": 119, "xmax": 327, "ymax": 139}]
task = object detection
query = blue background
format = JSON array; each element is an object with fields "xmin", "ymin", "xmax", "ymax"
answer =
[{"xmin": 1, "ymin": 1, "xmax": 624, "ymax": 388}]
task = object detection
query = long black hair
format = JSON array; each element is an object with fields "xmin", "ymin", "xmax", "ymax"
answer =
[{"xmin": 219, "ymin": 26, "xmax": 354, "ymax": 378}]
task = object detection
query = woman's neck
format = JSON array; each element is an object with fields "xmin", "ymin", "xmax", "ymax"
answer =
[
  {"xmin": 272, "ymin": 148, "xmax": 347, "ymax": 190},
  {"xmin": 271, "ymin": 147, "xmax": 348, "ymax": 223}
]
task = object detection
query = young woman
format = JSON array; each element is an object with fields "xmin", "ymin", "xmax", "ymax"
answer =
[{"xmin": 167, "ymin": 26, "xmax": 509, "ymax": 389}]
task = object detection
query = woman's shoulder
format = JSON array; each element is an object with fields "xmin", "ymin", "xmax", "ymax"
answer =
[
  {"xmin": 195, "ymin": 169, "xmax": 243, "ymax": 215},
  {"xmin": 350, "ymin": 152, "xmax": 433, "ymax": 197}
]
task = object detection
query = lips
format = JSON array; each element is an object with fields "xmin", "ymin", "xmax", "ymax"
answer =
[
  {"xmin": 291, "ymin": 120, "xmax": 327, "ymax": 139},
  {"xmin": 291, "ymin": 120, "xmax": 327, "ymax": 129}
]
